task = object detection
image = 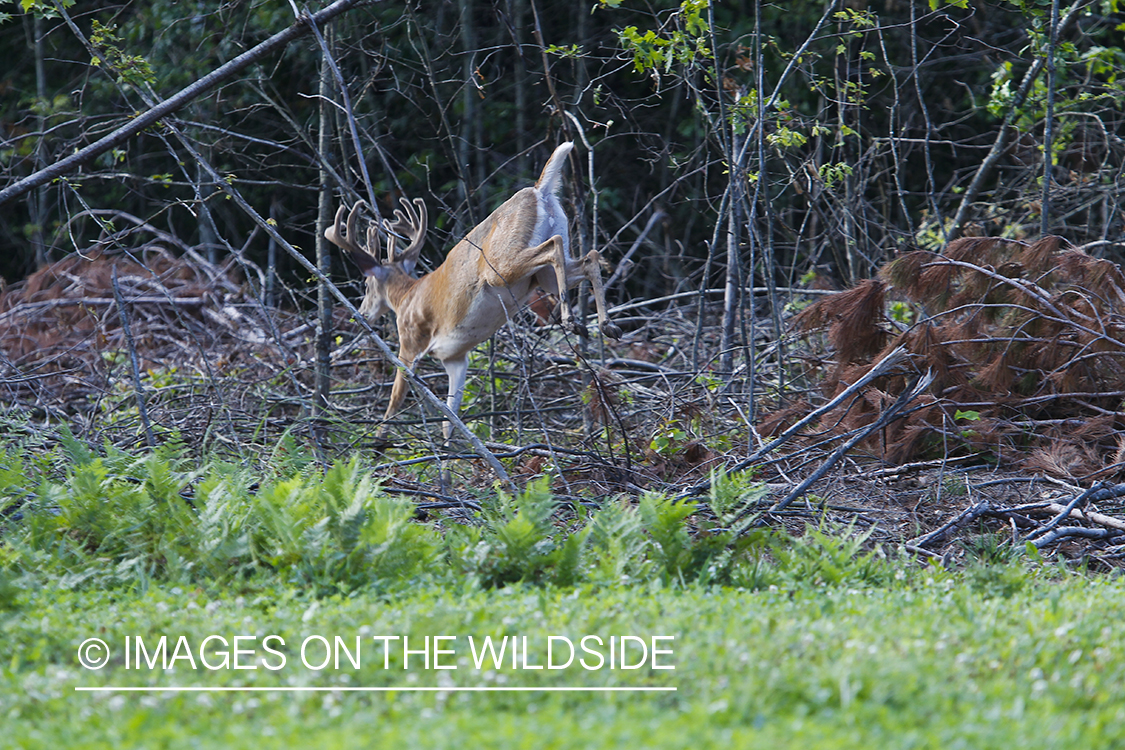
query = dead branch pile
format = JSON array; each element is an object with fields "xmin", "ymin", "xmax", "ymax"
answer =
[
  {"xmin": 789, "ymin": 236, "xmax": 1125, "ymax": 480},
  {"xmin": 0, "ymin": 247, "xmax": 294, "ymax": 409}
]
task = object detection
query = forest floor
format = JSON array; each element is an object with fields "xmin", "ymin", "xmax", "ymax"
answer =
[{"xmin": 2, "ymin": 246, "xmax": 1124, "ymax": 571}]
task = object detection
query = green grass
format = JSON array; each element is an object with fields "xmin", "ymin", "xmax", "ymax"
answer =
[
  {"xmin": 2, "ymin": 426, "xmax": 1124, "ymax": 748},
  {"xmin": 3, "ymin": 575, "xmax": 1125, "ymax": 749}
]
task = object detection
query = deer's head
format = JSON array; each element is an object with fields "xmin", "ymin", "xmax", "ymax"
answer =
[{"xmin": 325, "ymin": 198, "xmax": 428, "ymax": 320}]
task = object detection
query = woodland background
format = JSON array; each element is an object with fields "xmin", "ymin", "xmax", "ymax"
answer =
[{"xmin": 2, "ymin": 0, "xmax": 1121, "ymax": 287}]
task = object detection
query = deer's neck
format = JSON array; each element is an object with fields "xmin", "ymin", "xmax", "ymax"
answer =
[{"xmin": 383, "ymin": 269, "xmax": 422, "ymax": 312}]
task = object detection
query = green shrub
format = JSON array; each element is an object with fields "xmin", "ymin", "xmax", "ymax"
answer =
[{"xmin": 1, "ymin": 429, "xmax": 1059, "ymax": 600}]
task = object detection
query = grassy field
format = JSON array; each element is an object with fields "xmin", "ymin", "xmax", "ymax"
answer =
[
  {"xmin": 2, "ymin": 431, "xmax": 1124, "ymax": 748},
  {"xmin": 4, "ymin": 573, "xmax": 1125, "ymax": 749}
]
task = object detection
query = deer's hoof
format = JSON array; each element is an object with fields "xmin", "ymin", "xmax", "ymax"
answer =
[{"xmin": 601, "ymin": 321, "xmax": 623, "ymax": 339}]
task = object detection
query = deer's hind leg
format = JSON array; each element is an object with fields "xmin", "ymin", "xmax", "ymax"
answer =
[
  {"xmin": 518, "ymin": 234, "xmax": 622, "ymax": 339},
  {"xmin": 571, "ymin": 248, "xmax": 622, "ymax": 339}
]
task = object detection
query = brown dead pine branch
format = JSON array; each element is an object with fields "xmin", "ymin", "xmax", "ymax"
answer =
[{"xmin": 921, "ymin": 257, "xmax": 1078, "ymax": 322}]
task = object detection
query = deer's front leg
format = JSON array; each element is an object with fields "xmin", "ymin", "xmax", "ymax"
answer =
[
  {"xmin": 376, "ymin": 368, "xmax": 411, "ymax": 440},
  {"xmin": 377, "ymin": 347, "xmax": 422, "ymax": 439}
]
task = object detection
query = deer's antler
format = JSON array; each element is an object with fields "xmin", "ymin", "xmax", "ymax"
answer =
[
  {"xmin": 384, "ymin": 197, "xmax": 427, "ymax": 267},
  {"xmin": 325, "ymin": 201, "xmax": 380, "ymax": 274}
]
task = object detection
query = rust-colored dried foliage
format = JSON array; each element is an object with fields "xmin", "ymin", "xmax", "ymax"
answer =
[
  {"xmin": 0, "ymin": 247, "xmax": 281, "ymax": 404},
  {"xmin": 794, "ymin": 278, "xmax": 887, "ymax": 363},
  {"xmin": 786, "ymin": 235, "xmax": 1125, "ymax": 479}
]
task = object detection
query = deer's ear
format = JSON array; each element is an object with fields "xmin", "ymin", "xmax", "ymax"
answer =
[
  {"xmin": 400, "ymin": 258, "xmax": 417, "ymax": 276},
  {"xmin": 366, "ymin": 264, "xmax": 392, "ymax": 283}
]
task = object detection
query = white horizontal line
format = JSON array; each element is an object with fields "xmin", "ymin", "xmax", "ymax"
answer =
[{"xmin": 75, "ymin": 686, "xmax": 676, "ymax": 693}]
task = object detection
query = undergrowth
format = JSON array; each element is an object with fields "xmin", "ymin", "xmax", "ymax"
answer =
[{"xmin": 0, "ymin": 425, "xmax": 1066, "ymax": 603}]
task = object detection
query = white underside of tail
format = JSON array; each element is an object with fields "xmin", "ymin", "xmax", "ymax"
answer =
[
  {"xmin": 536, "ymin": 142, "xmax": 573, "ymax": 195},
  {"xmin": 532, "ymin": 142, "xmax": 574, "ymax": 254}
]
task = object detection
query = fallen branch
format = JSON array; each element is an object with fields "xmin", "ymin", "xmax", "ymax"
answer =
[
  {"xmin": 910, "ymin": 501, "xmax": 993, "ymax": 548},
  {"xmin": 0, "ymin": 0, "xmax": 366, "ymax": 207},
  {"xmin": 1036, "ymin": 502, "xmax": 1125, "ymax": 533},
  {"xmin": 769, "ymin": 370, "xmax": 935, "ymax": 512},
  {"xmin": 1026, "ymin": 483, "xmax": 1104, "ymax": 541},
  {"xmin": 1033, "ymin": 525, "xmax": 1114, "ymax": 548}
]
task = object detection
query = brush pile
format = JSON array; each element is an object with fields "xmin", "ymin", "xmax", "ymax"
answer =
[
  {"xmin": 0, "ymin": 247, "xmax": 296, "ymax": 410},
  {"xmin": 791, "ymin": 236, "xmax": 1125, "ymax": 481}
]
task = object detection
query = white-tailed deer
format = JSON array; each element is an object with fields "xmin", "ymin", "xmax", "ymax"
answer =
[{"xmin": 326, "ymin": 142, "xmax": 622, "ymax": 442}]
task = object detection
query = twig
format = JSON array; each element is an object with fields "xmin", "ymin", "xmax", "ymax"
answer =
[
  {"xmin": 903, "ymin": 544, "xmax": 943, "ymax": 560},
  {"xmin": 415, "ymin": 500, "xmax": 484, "ymax": 513},
  {"xmin": 1086, "ymin": 484, "xmax": 1125, "ymax": 503},
  {"xmin": 302, "ymin": 6, "xmax": 380, "ymax": 213},
  {"xmin": 860, "ymin": 454, "xmax": 983, "ymax": 479},
  {"xmin": 768, "ymin": 370, "xmax": 935, "ymax": 512},
  {"xmin": 384, "ymin": 486, "xmax": 482, "ymax": 510},
  {"xmin": 111, "ymin": 266, "xmax": 156, "ymax": 448},
  {"xmin": 603, "ymin": 210, "xmax": 667, "ymax": 293},
  {"xmin": 605, "ymin": 286, "xmax": 835, "ymax": 317}
]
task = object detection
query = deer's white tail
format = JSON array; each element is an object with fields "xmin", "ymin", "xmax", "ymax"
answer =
[{"xmin": 535, "ymin": 142, "xmax": 574, "ymax": 195}]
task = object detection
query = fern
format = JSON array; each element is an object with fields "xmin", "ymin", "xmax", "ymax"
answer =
[
  {"xmin": 585, "ymin": 498, "xmax": 650, "ymax": 584},
  {"xmin": 638, "ymin": 491, "xmax": 697, "ymax": 583},
  {"xmin": 772, "ymin": 520, "xmax": 889, "ymax": 586}
]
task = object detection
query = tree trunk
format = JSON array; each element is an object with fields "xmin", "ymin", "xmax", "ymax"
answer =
[
  {"xmin": 32, "ymin": 13, "xmax": 48, "ymax": 268},
  {"xmin": 315, "ymin": 24, "xmax": 336, "ymax": 419}
]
